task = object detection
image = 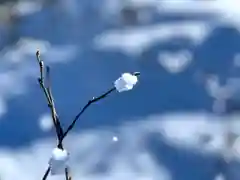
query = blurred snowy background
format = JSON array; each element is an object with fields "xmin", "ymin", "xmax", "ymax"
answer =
[{"xmin": 1, "ymin": 0, "xmax": 240, "ymax": 179}]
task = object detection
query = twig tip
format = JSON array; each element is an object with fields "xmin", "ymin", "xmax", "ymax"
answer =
[
  {"xmin": 133, "ymin": 72, "xmax": 140, "ymax": 76},
  {"xmin": 36, "ymin": 49, "xmax": 40, "ymax": 57}
]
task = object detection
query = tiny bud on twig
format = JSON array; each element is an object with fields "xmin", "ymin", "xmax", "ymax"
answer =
[
  {"xmin": 133, "ymin": 72, "xmax": 140, "ymax": 76},
  {"xmin": 40, "ymin": 60, "xmax": 44, "ymax": 68},
  {"xmin": 38, "ymin": 78, "xmax": 42, "ymax": 83},
  {"xmin": 36, "ymin": 49, "xmax": 40, "ymax": 57}
]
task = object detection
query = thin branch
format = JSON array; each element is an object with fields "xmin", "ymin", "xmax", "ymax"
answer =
[
  {"xmin": 42, "ymin": 166, "xmax": 50, "ymax": 180},
  {"xmin": 36, "ymin": 50, "xmax": 51, "ymax": 105},
  {"xmin": 46, "ymin": 66, "xmax": 64, "ymax": 139},
  {"xmin": 65, "ymin": 168, "xmax": 71, "ymax": 180},
  {"xmin": 46, "ymin": 66, "xmax": 56, "ymax": 108},
  {"xmin": 45, "ymin": 66, "xmax": 57, "ymax": 126},
  {"xmin": 36, "ymin": 50, "xmax": 63, "ymax": 142},
  {"xmin": 59, "ymin": 87, "xmax": 116, "ymax": 144}
]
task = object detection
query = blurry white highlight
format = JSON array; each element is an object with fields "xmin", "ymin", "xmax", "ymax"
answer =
[
  {"xmin": 114, "ymin": 73, "xmax": 138, "ymax": 92},
  {"xmin": 12, "ymin": 1, "xmax": 42, "ymax": 16},
  {"xmin": 39, "ymin": 114, "xmax": 53, "ymax": 132},
  {"xmin": 112, "ymin": 136, "xmax": 118, "ymax": 142},
  {"xmin": 215, "ymin": 173, "xmax": 225, "ymax": 180},
  {"xmin": 158, "ymin": 50, "xmax": 192, "ymax": 74},
  {"xmin": 94, "ymin": 22, "xmax": 211, "ymax": 55}
]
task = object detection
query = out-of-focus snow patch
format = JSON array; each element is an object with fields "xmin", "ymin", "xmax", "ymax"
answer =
[
  {"xmin": 1, "ymin": 38, "xmax": 78, "ymax": 64},
  {"xmin": 150, "ymin": 0, "xmax": 240, "ymax": 31},
  {"xmin": 0, "ymin": 97, "xmax": 6, "ymax": 118},
  {"xmin": 233, "ymin": 54, "xmax": 240, "ymax": 67},
  {"xmin": 0, "ymin": 127, "xmax": 171, "ymax": 180},
  {"xmin": 153, "ymin": 113, "xmax": 226, "ymax": 154},
  {"xmin": 124, "ymin": 0, "xmax": 240, "ymax": 25},
  {"xmin": 39, "ymin": 114, "xmax": 53, "ymax": 132},
  {"xmin": 94, "ymin": 21, "xmax": 211, "ymax": 56},
  {"xmin": 232, "ymin": 137, "xmax": 240, "ymax": 156},
  {"xmin": 205, "ymin": 75, "xmax": 232, "ymax": 100},
  {"xmin": 102, "ymin": 0, "xmax": 123, "ymax": 17},
  {"xmin": 212, "ymin": 99, "xmax": 226, "ymax": 114},
  {"xmin": 145, "ymin": 113, "xmax": 240, "ymax": 161},
  {"xmin": 126, "ymin": 0, "xmax": 160, "ymax": 8},
  {"xmin": 215, "ymin": 173, "xmax": 225, "ymax": 180},
  {"xmin": 0, "ymin": 38, "xmax": 78, "ymax": 119},
  {"xmin": 11, "ymin": 1, "xmax": 42, "ymax": 17},
  {"xmin": 116, "ymin": 113, "xmax": 240, "ymax": 158},
  {"xmin": 99, "ymin": 0, "xmax": 240, "ymax": 57},
  {"xmin": 2, "ymin": 112, "xmax": 240, "ymax": 179},
  {"xmin": 156, "ymin": 0, "xmax": 220, "ymax": 14},
  {"xmin": 158, "ymin": 50, "xmax": 192, "ymax": 73},
  {"xmin": 204, "ymin": 74, "xmax": 240, "ymax": 113}
]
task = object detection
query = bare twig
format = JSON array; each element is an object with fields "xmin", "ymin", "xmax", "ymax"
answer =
[
  {"xmin": 42, "ymin": 167, "xmax": 50, "ymax": 180},
  {"xmin": 36, "ymin": 50, "xmax": 71, "ymax": 180},
  {"xmin": 36, "ymin": 50, "xmax": 62, "ymax": 141},
  {"xmin": 65, "ymin": 168, "xmax": 71, "ymax": 180},
  {"xmin": 59, "ymin": 87, "xmax": 116, "ymax": 144},
  {"xmin": 45, "ymin": 66, "xmax": 64, "ymax": 141},
  {"xmin": 36, "ymin": 50, "xmax": 51, "ymax": 105}
]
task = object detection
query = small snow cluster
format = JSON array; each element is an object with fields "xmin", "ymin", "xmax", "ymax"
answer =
[{"xmin": 114, "ymin": 72, "xmax": 139, "ymax": 92}]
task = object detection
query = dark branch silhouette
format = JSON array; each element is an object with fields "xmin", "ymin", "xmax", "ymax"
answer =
[
  {"xmin": 36, "ymin": 50, "xmax": 71, "ymax": 180},
  {"xmin": 42, "ymin": 167, "xmax": 50, "ymax": 180},
  {"xmin": 59, "ymin": 87, "xmax": 116, "ymax": 144},
  {"xmin": 65, "ymin": 168, "xmax": 71, "ymax": 180},
  {"xmin": 36, "ymin": 50, "xmax": 64, "ymax": 145}
]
